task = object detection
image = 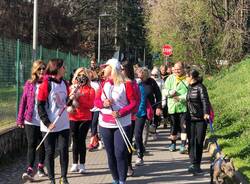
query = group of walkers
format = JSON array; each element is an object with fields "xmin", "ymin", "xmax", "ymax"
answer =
[{"xmin": 17, "ymin": 57, "xmax": 212, "ymax": 184}]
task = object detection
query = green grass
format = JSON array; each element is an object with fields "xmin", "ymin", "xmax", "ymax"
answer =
[
  {"xmin": 0, "ymin": 87, "xmax": 17, "ymax": 130},
  {"xmin": 206, "ymin": 57, "xmax": 250, "ymax": 182}
]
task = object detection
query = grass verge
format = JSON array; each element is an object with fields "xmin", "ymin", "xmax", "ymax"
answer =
[{"xmin": 206, "ymin": 57, "xmax": 250, "ymax": 182}]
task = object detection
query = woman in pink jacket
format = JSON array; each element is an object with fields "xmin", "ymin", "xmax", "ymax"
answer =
[
  {"xmin": 17, "ymin": 60, "xmax": 46, "ymax": 182},
  {"xmin": 95, "ymin": 59, "xmax": 136, "ymax": 184}
]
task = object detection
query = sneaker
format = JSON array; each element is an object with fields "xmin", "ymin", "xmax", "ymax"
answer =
[
  {"xmin": 135, "ymin": 158, "xmax": 144, "ymax": 166},
  {"xmin": 97, "ymin": 140, "xmax": 104, "ymax": 150},
  {"xmin": 193, "ymin": 167, "xmax": 204, "ymax": 176},
  {"xmin": 78, "ymin": 164, "xmax": 86, "ymax": 174},
  {"xmin": 168, "ymin": 144, "xmax": 176, "ymax": 152},
  {"xmin": 50, "ymin": 179, "xmax": 56, "ymax": 184},
  {"xmin": 187, "ymin": 164, "xmax": 196, "ymax": 173},
  {"xmin": 149, "ymin": 124, "xmax": 156, "ymax": 133},
  {"xmin": 112, "ymin": 180, "xmax": 119, "ymax": 184},
  {"xmin": 70, "ymin": 164, "xmax": 78, "ymax": 172},
  {"xmin": 151, "ymin": 133, "xmax": 158, "ymax": 140},
  {"xmin": 127, "ymin": 166, "xmax": 134, "ymax": 177},
  {"xmin": 37, "ymin": 167, "xmax": 47, "ymax": 177},
  {"xmin": 179, "ymin": 145, "xmax": 187, "ymax": 154},
  {"xmin": 22, "ymin": 167, "xmax": 34, "ymax": 182},
  {"xmin": 188, "ymin": 164, "xmax": 203, "ymax": 175},
  {"xmin": 59, "ymin": 177, "xmax": 69, "ymax": 184}
]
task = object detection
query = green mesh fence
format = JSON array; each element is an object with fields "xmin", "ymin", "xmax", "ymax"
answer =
[{"xmin": 0, "ymin": 38, "xmax": 90, "ymax": 130}]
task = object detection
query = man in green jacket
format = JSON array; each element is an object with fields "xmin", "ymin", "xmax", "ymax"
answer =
[{"xmin": 163, "ymin": 62, "xmax": 188, "ymax": 153}]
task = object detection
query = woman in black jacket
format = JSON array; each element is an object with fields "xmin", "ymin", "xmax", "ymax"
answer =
[{"xmin": 186, "ymin": 69, "xmax": 210, "ymax": 175}]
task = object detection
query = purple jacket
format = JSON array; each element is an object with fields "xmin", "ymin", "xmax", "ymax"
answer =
[{"xmin": 16, "ymin": 81, "xmax": 36, "ymax": 126}]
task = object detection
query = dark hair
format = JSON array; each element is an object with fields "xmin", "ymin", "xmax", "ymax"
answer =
[
  {"xmin": 186, "ymin": 69, "xmax": 203, "ymax": 83},
  {"xmin": 46, "ymin": 58, "xmax": 64, "ymax": 75},
  {"xmin": 121, "ymin": 60, "xmax": 135, "ymax": 80}
]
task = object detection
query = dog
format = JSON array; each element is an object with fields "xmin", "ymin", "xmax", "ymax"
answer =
[{"xmin": 210, "ymin": 155, "xmax": 236, "ymax": 184}]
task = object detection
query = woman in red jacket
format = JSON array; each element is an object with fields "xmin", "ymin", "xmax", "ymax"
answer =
[{"xmin": 67, "ymin": 67, "xmax": 95, "ymax": 174}]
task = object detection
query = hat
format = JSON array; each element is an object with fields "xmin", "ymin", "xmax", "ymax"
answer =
[{"xmin": 101, "ymin": 58, "xmax": 121, "ymax": 71}]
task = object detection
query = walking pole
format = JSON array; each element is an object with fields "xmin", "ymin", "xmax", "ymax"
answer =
[
  {"xmin": 115, "ymin": 117, "xmax": 136, "ymax": 152},
  {"xmin": 36, "ymin": 82, "xmax": 82, "ymax": 151},
  {"xmin": 116, "ymin": 119, "xmax": 131, "ymax": 153}
]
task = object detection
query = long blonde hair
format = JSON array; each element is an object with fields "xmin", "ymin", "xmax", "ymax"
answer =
[
  {"xmin": 29, "ymin": 60, "xmax": 46, "ymax": 83},
  {"xmin": 110, "ymin": 65, "xmax": 125, "ymax": 85}
]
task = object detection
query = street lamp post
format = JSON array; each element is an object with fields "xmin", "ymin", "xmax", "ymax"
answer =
[
  {"xmin": 32, "ymin": 0, "xmax": 38, "ymax": 60},
  {"xmin": 97, "ymin": 12, "xmax": 111, "ymax": 64}
]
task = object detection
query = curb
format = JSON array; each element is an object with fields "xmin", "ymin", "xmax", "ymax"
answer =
[{"xmin": 206, "ymin": 139, "xmax": 249, "ymax": 184}]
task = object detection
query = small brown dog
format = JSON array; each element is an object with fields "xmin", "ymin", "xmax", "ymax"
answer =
[{"xmin": 210, "ymin": 155, "xmax": 236, "ymax": 184}]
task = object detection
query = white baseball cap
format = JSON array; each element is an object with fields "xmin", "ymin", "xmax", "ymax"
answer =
[{"xmin": 101, "ymin": 58, "xmax": 121, "ymax": 71}]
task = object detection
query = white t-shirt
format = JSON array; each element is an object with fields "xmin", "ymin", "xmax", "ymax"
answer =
[{"xmin": 40, "ymin": 80, "xmax": 69, "ymax": 132}]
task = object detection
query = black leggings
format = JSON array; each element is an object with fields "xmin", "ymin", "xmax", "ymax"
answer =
[
  {"xmin": 70, "ymin": 121, "xmax": 91, "ymax": 164},
  {"xmin": 43, "ymin": 129, "xmax": 70, "ymax": 180},
  {"xmin": 91, "ymin": 111, "xmax": 99, "ymax": 136},
  {"xmin": 25, "ymin": 124, "xmax": 45, "ymax": 168},
  {"xmin": 187, "ymin": 121, "xmax": 207, "ymax": 166},
  {"xmin": 128, "ymin": 120, "xmax": 135, "ymax": 166}
]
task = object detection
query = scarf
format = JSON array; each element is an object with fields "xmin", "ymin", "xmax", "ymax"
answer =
[{"xmin": 176, "ymin": 75, "xmax": 186, "ymax": 85}]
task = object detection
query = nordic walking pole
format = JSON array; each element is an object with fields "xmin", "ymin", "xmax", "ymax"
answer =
[
  {"xmin": 116, "ymin": 119, "xmax": 131, "ymax": 153},
  {"xmin": 36, "ymin": 107, "xmax": 65, "ymax": 151},
  {"xmin": 115, "ymin": 118, "xmax": 136, "ymax": 152},
  {"xmin": 36, "ymin": 82, "xmax": 82, "ymax": 151}
]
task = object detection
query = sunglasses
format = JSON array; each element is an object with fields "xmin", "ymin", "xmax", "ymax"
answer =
[{"xmin": 37, "ymin": 67, "xmax": 46, "ymax": 71}]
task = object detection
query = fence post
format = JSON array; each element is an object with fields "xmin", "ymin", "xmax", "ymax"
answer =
[
  {"xmin": 68, "ymin": 52, "xmax": 71, "ymax": 78},
  {"xmin": 16, "ymin": 39, "xmax": 20, "ymax": 117},
  {"xmin": 77, "ymin": 54, "xmax": 80, "ymax": 68},
  {"xmin": 39, "ymin": 45, "xmax": 43, "ymax": 60}
]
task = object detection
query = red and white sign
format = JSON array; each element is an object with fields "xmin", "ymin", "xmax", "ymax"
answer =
[{"xmin": 162, "ymin": 44, "xmax": 173, "ymax": 56}]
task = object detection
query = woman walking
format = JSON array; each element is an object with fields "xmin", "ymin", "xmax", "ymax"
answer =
[
  {"xmin": 68, "ymin": 67, "xmax": 95, "ymax": 173},
  {"xmin": 94, "ymin": 58, "xmax": 136, "ymax": 184},
  {"xmin": 121, "ymin": 60, "xmax": 141, "ymax": 176},
  {"xmin": 37, "ymin": 59, "xmax": 70, "ymax": 184},
  {"xmin": 17, "ymin": 60, "xmax": 46, "ymax": 182},
  {"xmin": 186, "ymin": 69, "xmax": 210, "ymax": 175}
]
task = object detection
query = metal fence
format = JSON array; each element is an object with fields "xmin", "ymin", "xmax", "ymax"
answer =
[{"xmin": 0, "ymin": 37, "xmax": 90, "ymax": 130}]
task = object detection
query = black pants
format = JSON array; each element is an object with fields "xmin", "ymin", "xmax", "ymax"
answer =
[
  {"xmin": 91, "ymin": 111, "xmax": 99, "ymax": 136},
  {"xmin": 134, "ymin": 116, "xmax": 146, "ymax": 158},
  {"xmin": 70, "ymin": 121, "xmax": 91, "ymax": 164},
  {"xmin": 25, "ymin": 124, "xmax": 45, "ymax": 168},
  {"xmin": 100, "ymin": 125, "xmax": 131, "ymax": 182},
  {"xmin": 187, "ymin": 121, "xmax": 207, "ymax": 166},
  {"xmin": 43, "ymin": 129, "xmax": 70, "ymax": 180},
  {"xmin": 128, "ymin": 120, "xmax": 135, "ymax": 166}
]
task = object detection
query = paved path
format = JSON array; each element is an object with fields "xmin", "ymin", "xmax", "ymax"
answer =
[{"xmin": 0, "ymin": 127, "xmax": 211, "ymax": 184}]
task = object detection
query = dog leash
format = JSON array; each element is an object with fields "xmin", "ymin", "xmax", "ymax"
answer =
[{"xmin": 208, "ymin": 118, "xmax": 222, "ymax": 154}]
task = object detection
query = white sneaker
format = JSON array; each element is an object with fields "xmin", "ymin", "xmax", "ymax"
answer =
[
  {"xmin": 98, "ymin": 140, "xmax": 104, "ymax": 150},
  {"xmin": 78, "ymin": 164, "xmax": 86, "ymax": 174},
  {"xmin": 135, "ymin": 158, "xmax": 144, "ymax": 166},
  {"xmin": 151, "ymin": 133, "xmax": 158, "ymax": 140},
  {"xmin": 70, "ymin": 164, "xmax": 78, "ymax": 172}
]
